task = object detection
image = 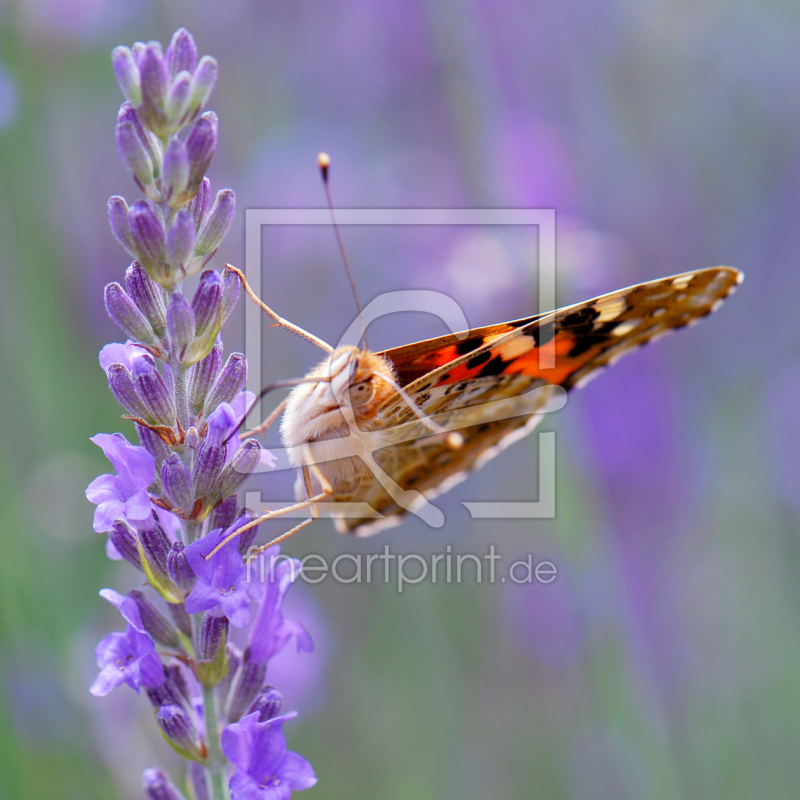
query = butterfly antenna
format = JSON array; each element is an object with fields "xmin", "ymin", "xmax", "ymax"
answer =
[
  {"xmin": 318, "ymin": 152, "xmax": 368, "ymax": 349},
  {"xmin": 225, "ymin": 264, "xmax": 333, "ymax": 353},
  {"xmin": 373, "ymin": 372, "xmax": 464, "ymax": 449}
]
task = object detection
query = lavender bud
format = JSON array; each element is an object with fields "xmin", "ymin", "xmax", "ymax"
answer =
[
  {"xmin": 248, "ymin": 686, "xmax": 283, "ymax": 721},
  {"xmin": 232, "ymin": 507, "xmax": 260, "ymax": 556},
  {"xmin": 104, "ymin": 282, "xmax": 156, "ymax": 344},
  {"xmin": 108, "ymin": 196, "xmax": 137, "ymax": 257},
  {"xmin": 198, "ymin": 613, "xmax": 228, "ymax": 661},
  {"xmin": 137, "ymin": 422, "xmax": 170, "ymax": 464},
  {"xmin": 187, "ymin": 340, "xmax": 222, "ymax": 415},
  {"xmin": 166, "ymin": 292, "xmax": 196, "ymax": 354},
  {"xmin": 166, "ymin": 209, "xmax": 196, "ymax": 278},
  {"xmin": 129, "ymin": 200, "xmax": 167, "ymax": 279},
  {"xmin": 133, "ymin": 357, "xmax": 176, "ymax": 426},
  {"xmin": 118, "ymin": 103, "xmax": 159, "ymax": 167},
  {"xmin": 188, "ymin": 763, "xmax": 211, "ymax": 800},
  {"xmin": 184, "ymin": 426, "xmax": 200, "ymax": 449},
  {"xmin": 138, "ymin": 521, "xmax": 172, "ymax": 583},
  {"xmin": 147, "ymin": 673, "xmax": 190, "ymax": 713},
  {"xmin": 185, "ymin": 112, "xmax": 217, "ymax": 194},
  {"xmin": 107, "ymin": 363, "xmax": 150, "ymax": 419},
  {"xmin": 165, "ymin": 662, "xmax": 191, "ymax": 704},
  {"xmin": 168, "ymin": 602, "xmax": 193, "ymax": 639},
  {"xmin": 112, "ymin": 46, "xmax": 141, "ymax": 105},
  {"xmin": 127, "ymin": 589, "xmax": 180, "ymax": 648},
  {"xmin": 115, "ymin": 120, "xmax": 155, "ymax": 196},
  {"xmin": 125, "ymin": 261, "xmax": 167, "ymax": 337},
  {"xmin": 195, "ymin": 189, "xmax": 235, "ymax": 256},
  {"xmin": 225, "ymin": 654, "xmax": 266, "ymax": 722},
  {"xmin": 188, "ymin": 55, "xmax": 218, "ymax": 116},
  {"xmin": 189, "ymin": 177, "xmax": 211, "ymax": 228},
  {"xmin": 139, "ymin": 42, "xmax": 169, "ymax": 134},
  {"xmin": 166, "ymin": 28, "xmax": 198, "ymax": 79},
  {"xmin": 157, "ymin": 705, "xmax": 202, "ymax": 758},
  {"xmin": 205, "ymin": 352, "xmax": 246, "ymax": 414},
  {"xmin": 142, "ymin": 767, "xmax": 188, "ymax": 800},
  {"xmin": 166, "ymin": 71, "xmax": 192, "ymax": 129},
  {"xmin": 167, "ymin": 541, "xmax": 196, "ymax": 594},
  {"xmin": 108, "ymin": 518, "xmax": 143, "ymax": 570},
  {"xmin": 192, "ymin": 270, "xmax": 223, "ymax": 335},
  {"xmin": 162, "ymin": 138, "xmax": 189, "ymax": 207},
  {"xmin": 221, "ymin": 265, "xmax": 242, "ymax": 323},
  {"xmin": 192, "ymin": 442, "xmax": 226, "ymax": 501},
  {"xmin": 161, "ymin": 454, "xmax": 195, "ymax": 511},
  {"xmin": 208, "ymin": 494, "xmax": 238, "ymax": 532},
  {"xmin": 131, "ymin": 41, "xmax": 146, "ymax": 67},
  {"xmin": 216, "ymin": 439, "xmax": 261, "ymax": 499}
]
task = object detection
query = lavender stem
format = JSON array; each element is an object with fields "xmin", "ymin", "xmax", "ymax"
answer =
[{"xmin": 203, "ymin": 683, "xmax": 228, "ymax": 800}]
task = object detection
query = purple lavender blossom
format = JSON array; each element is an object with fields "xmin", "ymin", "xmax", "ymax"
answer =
[
  {"xmin": 89, "ymin": 624, "xmax": 164, "ymax": 696},
  {"xmin": 85, "ymin": 433, "xmax": 154, "ymax": 531},
  {"xmin": 222, "ymin": 712, "xmax": 317, "ymax": 800},
  {"xmin": 184, "ymin": 528, "xmax": 263, "ymax": 627}
]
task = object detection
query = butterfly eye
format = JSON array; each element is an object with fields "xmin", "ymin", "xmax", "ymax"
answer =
[{"xmin": 348, "ymin": 380, "xmax": 374, "ymax": 407}]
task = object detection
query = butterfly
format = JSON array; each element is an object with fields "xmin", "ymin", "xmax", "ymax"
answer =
[{"xmin": 215, "ymin": 263, "xmax": 742, "ymax": 556}]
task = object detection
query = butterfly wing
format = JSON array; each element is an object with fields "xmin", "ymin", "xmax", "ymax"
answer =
[{"xmin": 333, "ymin": 267, "xmax": 742, "ymax": 534}]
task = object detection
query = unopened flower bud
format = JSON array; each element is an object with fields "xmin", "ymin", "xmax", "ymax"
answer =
[
  {"xmin": 118, "ymin": 103, "xmax": 159, "ymax": 167},
  {"xmin": 185, "ymin": 112, "xmax": 217, "ymax": 195},
  {"xmin": 192, "ymin": 270, "xmax": 223, "ymax": 336},
  {"xmin": 133, "ymin": 357, "xmax": 176, "ymax": 426},
  {"xmin": 138, "ymin": 521, "xmax": 172, "ymax": 582},
  {"xmin": 137, "ymin": 422, "xmax": 170, "ymax": 464},
  {"xmin": 188, "ymin": 763, "xmax": 211, "ymax": 800},
  {"xmin": 116, "ymin": 120, "xmax": 156, "ymax": 196},
  {"xmin": 127, "ymin": 589, "xmax": 180, "ymax": 648},
  {"xmin": 142, "ymin": 767, "xmax": 188, "ymax": 800},
  {"xmin": 166, "ymin": 292, "xmax": 196, "ymax": 354},
  {"xmin": 216, "ymin": 439, "xmax": 261, "ymax": 499},
  {"xmin": 139, "ymin": 42, "xmax": 169, "ymax": 135},
  {"xmin": 205, "ymin": 352, "xmax": 246, "ymax": 415},
  {"xmin": 225, "ymin": 652, "xmax": 266, "ymax": 723},
  {"xmin": 129, "ymin": 200, "xmax": 168, "ymax": 280},
  {"xmin": 189, "ymin": 177, "xmax": 210, "ymax": 228},
  {"xmin": 168, "ymin": 602, "xmax": 193, "ymax": 639},
  {"xmin": 221, "ymin": 265, "xmax": 241, "ymax": 323},
  {"xmin": 112, "ymin": 46, "xmax": 141, "ymax": 105},
  {"xmin": 195, "ymin": 189, "xmax": 235, "ymax": 256},
  {"xmin": 248, "ymin": 685, "xmax": 283, "ymax": 722},
  {"xmin": 166, "ymin": 71, "xmax": 192, "ymax": 129},
  {"xmin": 108, "ymin": 518, "xmax": 143, "ymax": 570},
  {"xmin": 157, "ymin": 704, "xmax": 203, "ymax": 760},
  {"xmin": 209, "ymin": 495, "xmax": 238, "ymax": 532},
  {"xmin": 231, "ymin": 507, "xmax": 260, "ymax": 556},
  {"xmin": 162, "ymin": 138, "xmax": 189, "ymax": 207},
  {"xmin": 198, "ymin": 613, "xmax": 229, "ymax": 661},
  {"xmin": 125, "ymin": 262, "xmax": 167, "ymax": 337},
  {"xmin": 108, "ymin": 196, "xmax": 137, "ymax": 257},
  {"xmin": 187, "ymin": 340, "xmax": 222, "ymax": 415},
  {"xmin": 167, "ymin": 541, "xmax": 196, "ymax": 594},
  {"xmin": 166, "ymin": 209, "xmax": 196, "ymax": 279},
  {"xmin": 166, "ymin": 28, "xmax": 198, "ymax": 79},
  {"xmin": 104, "ymin": 282, "xmax": 156, "ymax": 344},
  {"xmin": 107, "ymin": 363, "xmax": 149, "ymax": 419},
  {"xmin": 192, "ymin": 441, "xmax": 226, "ymax": 502},
  {"xmin": 188, "ymin": 55, "xmax": 218, "ymax": 117},
  {"xmin": 161, "ymin": 454, "xmax": 195, "ymax": 511}
]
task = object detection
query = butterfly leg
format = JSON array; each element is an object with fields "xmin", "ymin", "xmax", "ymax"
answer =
[{"xmin": 240, "ymin": 396, "xmax": 289, "ymax": 439}]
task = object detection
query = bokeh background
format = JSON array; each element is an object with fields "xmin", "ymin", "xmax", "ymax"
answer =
[{"xmin": 0, "ymin": 1, "xmax": 798, "ymax": 798}]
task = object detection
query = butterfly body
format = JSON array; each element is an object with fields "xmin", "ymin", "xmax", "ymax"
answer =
[{"xmin": 279, "ymin": 267, "xmax": 742, "ymax": 536}]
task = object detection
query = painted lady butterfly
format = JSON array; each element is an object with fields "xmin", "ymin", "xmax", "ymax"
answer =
[{"xmin": 217, "ymin": 263, "xmax": 742, "ymax": 556}]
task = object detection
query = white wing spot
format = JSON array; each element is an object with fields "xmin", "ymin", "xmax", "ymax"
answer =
[
  {"xmin": 496, "ymin": 335, "xmax": 535, "ymax": 360},
  {"xmin": 710, "ymin": 298, "xmax": 724, "ymax": 313},
  {"xmin": 651, "ymin": 307, "xmax": 667, "ymax": 318},
  {"xmin": 611, "ymin": 319, "xmax": 641, "ymax": 337},
  {"xmin": 593, "ymin": 297, "xmax": 626, "ymax": 325},
  {"xmin": 672, "ymin": 275, "xmax": 693, "ymax": 290}
]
